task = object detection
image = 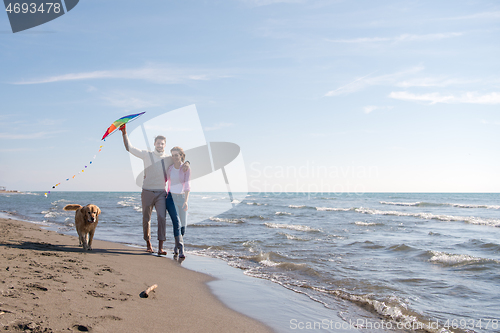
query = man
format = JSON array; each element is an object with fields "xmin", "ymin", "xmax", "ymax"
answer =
[{"xmin": 120, "ymin": 124, "xmax": 189, "ymax": 254}]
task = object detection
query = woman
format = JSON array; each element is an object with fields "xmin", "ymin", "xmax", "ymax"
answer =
[{"xmin": 166, "ymin": 146, "xmax": 191, "ymax": 258}]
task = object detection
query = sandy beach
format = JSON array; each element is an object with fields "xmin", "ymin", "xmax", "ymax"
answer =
[{"xmin": 0, "ymin": 217, "xmax": 273, "ymax": 333}]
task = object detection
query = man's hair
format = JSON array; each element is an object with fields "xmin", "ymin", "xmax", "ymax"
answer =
[{"xmin": 154, "ymin": 135, "xmax": 166, "ymax": 144}]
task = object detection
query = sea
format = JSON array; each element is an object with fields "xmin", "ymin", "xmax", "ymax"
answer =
[{"xmin": 1, "ymin": 192, "xmax": 499, "ymax": 333}]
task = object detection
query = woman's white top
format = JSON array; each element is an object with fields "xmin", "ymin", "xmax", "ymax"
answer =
[{"xmin": 169, "ymin": 166, "xmax": 184, "ymax": 194}]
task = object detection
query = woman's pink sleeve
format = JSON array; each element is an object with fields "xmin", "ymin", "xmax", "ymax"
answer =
[{"xmin": 184, "ymin": 169, "xmax": 191, "ymax": 192}]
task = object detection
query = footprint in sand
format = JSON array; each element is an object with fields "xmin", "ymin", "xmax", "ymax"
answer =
[{"xmin": 72, "ymin": 324, "xmax": 92, "ymax": 332}]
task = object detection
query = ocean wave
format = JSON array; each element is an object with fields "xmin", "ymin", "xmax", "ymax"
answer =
[
  {"xmin": 380, "ymin": 201, "xmax": 500, "ymax": 209},
  {"xmin": 209, "ymin": 217, "xmax": 245, "ymax": 224},
  {"xmin": 189, "ymin": 223, "xmax": 229, "ymax": 228},
  {"xmin": 288, "ymin": 205, "xmax": 316, "ymax": 210},
  {"xmin": 464, "ymin": 239, "xmax": 500, "ymax": 252},
  {"xmin": 387, "ymin": 244, "xmax": 416, "ymax": 252},
  {"xmin": 316, "ymin": 207, "xmax": 352, "ymax": 211},
  {"xmin": 64, "ymin": 217, "xmax": 74, "ymax": 227},
  {"xmin": 449, "ymin": 203, "xmax": 500, "ymax": 209},
  {"xmin": 246, "ymin": 215, "xmax": 267, "ymax": 220},
  {"xmin": 242, "ymin": 240, "xmax": 261, "ymax": 248},
  {"xmin": 428, "ymin": 250, "xmax": 500, "ymax": 266},
  {"xmin": 249, "ymin": 252, "xmax": 318, "ymax": 274},
  {"xmin": 354, "ymin": 221, "xmax": 382, "ymax": 226},
  {"xmin": 42, "ymin": 210, "xmax": 60, "ymax": 218},
  {"xmin": 275, "ymin": 212, "xmax": 292, "ymax": 216},
  {"xmin": 355, "ymin": 207, "xmax": 500, "ymax": 227},
  {"xmin": 347, "ymin": 240, "xmax": 384, "ymax": 249},
  {"xmin": 246, "ymin": 202, "xmax": 266, "ymax": 206},
  {"xmin": 380, "ymin": 201, "xmax": 421, "ymax": 206},
  {"xmin": 50, "ymin": 199, "xmax": 70, "ymax": 206},
  {"xmin": 264, "ymin": 222, "xmax": 321, "ymax": 232},
  {"xmin": 278, "ymin": 232, "xmax": 307, "ymax": 241},
  {"xmin": 185, "ymin": 238, "xmax": 455, "ymax": 333},
  {"xmin": 309, "ymin": 287, "xmax": 451, "ymax": 333},
  {"xmin": 117, "ymin": 195, "xmax": 141, "ymax": 212},
  {"xmin": 11, "ymin": 191, "xmax": 39, "ymax": 196}
]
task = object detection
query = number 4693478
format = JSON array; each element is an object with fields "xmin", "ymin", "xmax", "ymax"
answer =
[{"xmin": 5, "ymin": 3, "xmax": 61, "ymax": 14}]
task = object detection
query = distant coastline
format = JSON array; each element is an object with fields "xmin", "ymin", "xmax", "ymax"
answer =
[{"xmin": 0, "ymin": 190, "xmax": 21, "ymax": 194}]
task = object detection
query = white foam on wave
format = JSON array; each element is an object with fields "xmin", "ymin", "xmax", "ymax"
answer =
[
  {"xmin": 0, "ymin": 211, "xmax": 12, "ymax": 219},
  {"xmin": 380, "ymin": 201, "xmax": 420, "ymax": 206},
  {"xmin": 316, "ymin": 207, "xmax": 352, "ymax": 211},
  {"xmin": 251, "ymin": 252, "xmax": 311, "ymax": 272},
  {"xmin": 354, "ymin": 221, "xmax": 379, "ymax": 226},
  {"xmin": 288, "ymin": 205, "xmax": 306, "ymax": 209},
  {"xmin": 260, "ymin": 259, "xmax": 280, "ymax": 267},
  {"xmin": 380, "ymin": 201, "xmax": 500, "ymax": 210},
  {"xmin": 278, "ymin": 232, "xmax": 307, "ymax": 241},
  {"xmin": 42, "ymin": 210, "xmax": 59, "ymax": 218},
  {"xmin": 313, "ymin": 287, "xmax": 449, "ymax": 333},
  {"xmin": 247, "ymin": 202, "xmax": 266, "ymax": 206},
  {"xmin": 264, "ymin": 222, "xmax": 320, "ymax": 232},
  {"xmin": 449, "ymin": 203, "xmax": 500, "ymax": 209},
  {"xmin": 355, "ymin": 207, "xmax": 500, "ymax": 227},
  {"xmin": 209, "ymin": 217, "xmax": 244, "ymax": 224},
  {"xmin": 117, "ymin": 198, "xmax": 142, "ymax": 212},
  {"xmin": 275, "ymin": 212, "xmax": 292, "ymax": 216},
  {"xmin": 428, "ymin": 250, "xmax": 499, "ymax": 266},
  {"xmin": 51, "ymin": 199, "xmax": 70, "ymax": 206}
]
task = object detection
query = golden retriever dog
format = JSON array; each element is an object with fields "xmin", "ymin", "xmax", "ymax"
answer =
[{"xmin": 63, "ymin": 204, "xmax": 101, "ymax": 251}]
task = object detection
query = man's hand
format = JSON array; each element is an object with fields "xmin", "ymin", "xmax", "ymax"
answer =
[
  {"xmin": 182, "ymin": 161, "xmax": 190, "ymax": 172},
  {"xmin": 120, "ymin": 124, "xmax": 127, "ymax": 135}
]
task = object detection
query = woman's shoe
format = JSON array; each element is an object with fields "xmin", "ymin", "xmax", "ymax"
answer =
[{"xmin": 175, "ymin": 235, "xmax": 185, "ymax": 258}]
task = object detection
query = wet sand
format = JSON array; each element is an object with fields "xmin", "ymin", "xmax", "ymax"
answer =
[{"xmin": 0, "ymin": 218, "xmax": 273, "ymax": 332}]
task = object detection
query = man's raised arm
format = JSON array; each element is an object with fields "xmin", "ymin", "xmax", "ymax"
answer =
[{"xmin": 120, "ymin": 125, "xmax": 130, "ymax": 152}]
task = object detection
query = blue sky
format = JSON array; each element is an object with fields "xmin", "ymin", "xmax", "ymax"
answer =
[{"xmin": 0, "ymin": 0, "xmax": 499, "ymax": 193}]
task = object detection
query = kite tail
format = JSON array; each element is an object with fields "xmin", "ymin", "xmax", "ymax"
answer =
[{"xmin": 63, "ymin": 204, "xmax": 82, "ymax": 211}]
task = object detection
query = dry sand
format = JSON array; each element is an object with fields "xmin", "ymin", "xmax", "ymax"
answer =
[{"xmin": 0, "ymin": 218, "xmax": 273, "ymax": 333}]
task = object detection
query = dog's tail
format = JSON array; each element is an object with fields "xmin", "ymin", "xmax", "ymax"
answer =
[{"xmin": 63, "ymin": 204, "xmax": 82, "ymax": 211}]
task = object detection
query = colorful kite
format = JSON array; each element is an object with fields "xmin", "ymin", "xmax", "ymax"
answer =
[
  {"xmin": 45, "ymin": 112, "xmax": 146, "ymax": 197},
  {"xmin": 101, "ymin": 112, "xmax": 145, "ymax": 141}
]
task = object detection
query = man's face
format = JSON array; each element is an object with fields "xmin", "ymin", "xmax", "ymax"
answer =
[{"xmin": 154, "ymin": 139, "xmax": 166, "ymax": 153}]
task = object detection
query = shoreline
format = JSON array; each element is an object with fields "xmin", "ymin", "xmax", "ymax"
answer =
[
  {"xmin": 0, "ymin": 213, "xmax": 358, "ymax": 333},
  {"xmin": 0, "ymin": 217, "xmax": 274, "ymax": 333}
]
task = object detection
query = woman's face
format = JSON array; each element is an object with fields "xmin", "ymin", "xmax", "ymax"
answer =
[{"xmin": 171, "ymin": 150, "xmax": 182, "ymax": 164}]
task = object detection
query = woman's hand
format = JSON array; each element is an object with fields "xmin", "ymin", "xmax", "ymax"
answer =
[
  {"xmin": 182, "ymin": 161, "xmax": 190, "ymax": 172},
  {"xmin": 182, "ymin": 202, "xmax": 188, "ymax": 211}
]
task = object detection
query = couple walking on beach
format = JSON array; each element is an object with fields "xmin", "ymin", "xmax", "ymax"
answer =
[{"xmin": 120, "ymin": 125, "xmax": 191, "ymax": 258}]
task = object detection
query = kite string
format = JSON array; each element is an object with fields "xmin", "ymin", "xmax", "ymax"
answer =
[{"xmin": 44, "ymin": 143, "xmax": 104, "ymax": 197}]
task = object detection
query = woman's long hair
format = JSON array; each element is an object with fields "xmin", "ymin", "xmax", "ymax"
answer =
[{"xmin": 170, "ymin": 146, "xmax": 185, "ymax": 163}]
